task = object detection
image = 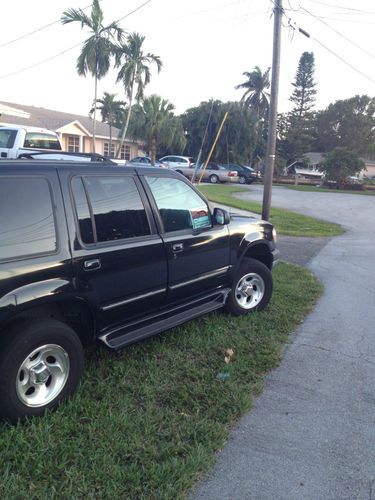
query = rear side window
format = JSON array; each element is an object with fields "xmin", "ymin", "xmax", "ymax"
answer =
[
  {"xmin": 0, "ymin": 129, "xmax": 17, "ymax": 148},
  {"xmin": 71, "ymin": 176, "xmax": 150, "ymax": 244},
  {"xmin": 0, "ymin": 177, "xmax": 57, "ymax": 261},
  {"xmin": 23, "ymin": 133, "xmax": 62, "ymax": 150}
]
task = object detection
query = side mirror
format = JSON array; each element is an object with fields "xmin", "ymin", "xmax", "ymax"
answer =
[{"xmin": 213, "ymin": 207, "xmax": 230, "ymax": 225}]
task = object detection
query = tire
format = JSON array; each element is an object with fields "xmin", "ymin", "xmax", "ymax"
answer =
[
  {"xmin": 209, "ymin": 174, "xmax": 219, "ymax": 184},
  {"xmin": 239, "ymin": 176, "xmax": 246, "ymax": 185},
  {"xmin": 225, "ymin": 258, "xmax": 273, "ymax": 315},
  {"xmin": 0, "ymin": 319, "xmax": 84, "ymax": 423},
  {"xmin": 246, "ymin": 178, "xmax": 254, "ymax": 184}
]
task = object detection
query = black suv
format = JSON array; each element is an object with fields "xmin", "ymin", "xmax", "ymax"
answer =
[{"xmin": 0, "ymin": 161, "xmax": 278, "ymax": 421}]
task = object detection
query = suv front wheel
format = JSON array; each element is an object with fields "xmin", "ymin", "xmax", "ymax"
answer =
[
  {"xmin": 0, "ymin": 319, "xmax": 83, "ymax": 422},
  {"xmin": 225, "ymin": 258, "xmax": 273, "ymax": 315}
]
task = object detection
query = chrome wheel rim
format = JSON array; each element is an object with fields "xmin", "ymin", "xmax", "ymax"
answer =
[
  {"xmin": 235, "ymin": 272, "xmax": 265, "ymax": 309},
  {"xmin": 16, "ymin": 344, "xmax": 70, "ymax": 407},
  {"xmin": 239, "ymin": 176, "xmax": 246, "ymax": 184},
  {"xmin": 210, "ymin": 175, "xmax": 218, "ymax": 183}
]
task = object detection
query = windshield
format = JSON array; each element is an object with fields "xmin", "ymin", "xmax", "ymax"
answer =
[
  {"xmin": 23, "ymin": 132, "xmax": 62, "ymax": 150},
  {"xmin": 0, "ymin": 129, "xmax": 17, "ymax": 148}
]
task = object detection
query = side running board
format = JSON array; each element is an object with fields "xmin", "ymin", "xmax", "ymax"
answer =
[{"xmin": 100, "ymin": 288, "xmax": 231, "ymax": 350}]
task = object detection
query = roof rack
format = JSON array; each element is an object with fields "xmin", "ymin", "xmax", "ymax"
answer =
[{"xmin": 17, "ymin": 151, "xmax": 116, "ymax": 164}]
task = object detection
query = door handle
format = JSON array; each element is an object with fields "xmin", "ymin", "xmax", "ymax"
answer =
[
  {"xmin": 84, "ymin": 258, "xmax": 101, "ymax": 271},
  {"xmin": 172, "ymin": 243, "xmax": 184, "ymax": 253}
]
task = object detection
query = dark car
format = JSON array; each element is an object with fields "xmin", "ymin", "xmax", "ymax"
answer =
[
  {"xmin": 0, "ymin": 161, "xmax": 278, "ymax": 422},
  {"xmin": 223, "ymin": 164, "xmax": 259, "ymax": 184}
]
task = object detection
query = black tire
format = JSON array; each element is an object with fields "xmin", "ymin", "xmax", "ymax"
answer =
[
  {"xmin": 209, "ymin": 174, "xmax": 219, "ymax": 184},
  {"xmin": 239, "ymin": 175, "xmax": 246, "ymax": 185},
  {"xmin": 225, "ymin": 258, "xmax": 273, "ymax": 316},
  {"xmin": 0, "ymin": 319, "xmax": 83, "ymax": 423}
]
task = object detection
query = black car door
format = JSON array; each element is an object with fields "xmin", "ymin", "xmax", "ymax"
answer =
[
  {"xmin": 141, "ymin": 173, "xmax": 230, "ymax": 306},
  {"xmin": 59, "ymin": 167, "xmax": 168, "ymax": 332}
]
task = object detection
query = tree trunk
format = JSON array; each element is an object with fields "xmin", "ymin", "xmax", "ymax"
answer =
[
  {"xmin": 109, "ymin": 123, "xmax": 112, "ymax": 158},
  {"xmin": 116, "ymin": 78, "xmax": 135, "ymax": 158},
  {"xmin": 92, "ymin": 74, "xmax": 97, "ymax": 154},
  {"xmin": 151, "ymin": 134, "xmax": 157, "ymax": 165}
]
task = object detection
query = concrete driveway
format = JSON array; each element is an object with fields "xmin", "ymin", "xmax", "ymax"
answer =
[{"xmin": 192, "ymin": 185, "xmax": 375, "ymax": 500}]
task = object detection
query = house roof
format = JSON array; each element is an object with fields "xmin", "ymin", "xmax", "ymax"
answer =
[
  {"xmin": 0, "ymin": 101, "xmax": 121, "ymax": 140},
  {"xmin": 302, "ymin": 152, "xmax": 325, "ymax": 165}
]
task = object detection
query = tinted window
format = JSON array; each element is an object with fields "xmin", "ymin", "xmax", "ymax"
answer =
[
  {"xmin": 23, "ymin": 133, "xmax": 61, "ymax": 150},
  {"xmin": 0, "ymin": 177, "xmax": 57, "ymax": 261},
  {"xmin": 71, "ymin": 177, "xmax": 95, "ymax": 244},
  {"xmin": 146, "ymin": 176, "xmax": 212, "ymax": 233},
  {"xmin": 80, "ymin": 176, "xmax": 150, "ymax": 243},
  {"xmin": 0, "ymin": 129, "xmax": 17, "ymax": 148}
]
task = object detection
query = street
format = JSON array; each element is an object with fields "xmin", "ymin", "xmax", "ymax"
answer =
[{"xmin": 192, "ymin": 185, "xmax": 375, "ymax": 500}]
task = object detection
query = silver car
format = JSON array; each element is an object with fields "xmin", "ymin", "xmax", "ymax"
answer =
[{"xmin": 192, "ymin": 162, "xmax": 239, "ymax": 183}]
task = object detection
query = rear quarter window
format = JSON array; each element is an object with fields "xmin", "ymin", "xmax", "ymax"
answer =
[{"xmin": 0, "ymin": 177, "xmax": 57, "ymax": 261}]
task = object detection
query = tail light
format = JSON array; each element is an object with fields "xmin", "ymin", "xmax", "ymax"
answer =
[{"xmin": 227, "ymin": 171, "xmax": 237, "ymax": 177}]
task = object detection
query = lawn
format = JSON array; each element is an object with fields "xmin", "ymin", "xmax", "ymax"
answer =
[
  {"xmin": 198, "ymin": 184, "xmax": 343, "ymax": 237},
  {"xmin": 282, "ymin": 184, "xmax": 375, "ymax": 195},
  {"xmin": 0, "ymin": 263, "xmax": 322, "ymax": 499}
]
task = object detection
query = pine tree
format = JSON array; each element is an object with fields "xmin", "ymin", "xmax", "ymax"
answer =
[{"xmin": 286, "ymin": 52, "xmax": 317, "ymax": 159}]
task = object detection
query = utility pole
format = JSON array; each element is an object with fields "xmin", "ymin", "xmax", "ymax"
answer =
[{"xmin": 262, "ymin": 0, "xmax": 283, "ymax": 221}]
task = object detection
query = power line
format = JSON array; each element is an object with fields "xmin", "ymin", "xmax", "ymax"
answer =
[
  {"xmin": 0, "ymin": 0, "xmax": 152, "ymax": 80},
  {"xmin": 299, "ymin": 6, "xmax": 375, "ymax": 61},
  {"xmin": 0, "ymin": 1, "xmax": 99, "ymax": 50},
  {"xmin": 282, "ymin": 13, "xmax": 375, "ymax": 85},
  {"xmin": 305, "ymin": 0, "xmax": 375, "ymax": 15}
]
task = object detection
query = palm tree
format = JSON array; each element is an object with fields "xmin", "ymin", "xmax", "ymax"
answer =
[
  {"xmin": 235, "ymin": 66, "xmax": 271, "ymax": 120},
  {"xmin": 115, "ymin": 32, "xmax": 162, "ymax": 157},
  {"xmin": 236, "ymin": 66, "xmax": 271, "ymax": 165},
  {"xmin": 61, "ymin": 0, "xmax": 123, "ymax": 152},
  {"xmin": 91, "ymin": 92, "xmax": 126, "ymax": 156},
  {"xmin": 129, "ymin": 95, "xmax": 186, "ymax": 165}
]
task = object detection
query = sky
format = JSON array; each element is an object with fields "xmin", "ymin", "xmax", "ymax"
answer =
[{"xmin": 1, "ymin": 0, "xmax": 375, "ymax": 118}]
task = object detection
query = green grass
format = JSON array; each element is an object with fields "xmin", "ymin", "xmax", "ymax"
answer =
[
  {"xmin": 198, "ymin": 185, "xmax": 343, "ymax": 237},
  {"xmin": 283, "ymin": 184, "xmax": 375, "ymax": 195},
  {"xmin": 0, "ymin": 263, "xmax": 322, "ymax": 499}
]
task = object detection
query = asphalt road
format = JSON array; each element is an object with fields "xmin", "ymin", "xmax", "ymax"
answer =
[{"xmin": 192, "ymin": 185, "xmax": 375, "ymax": 500}]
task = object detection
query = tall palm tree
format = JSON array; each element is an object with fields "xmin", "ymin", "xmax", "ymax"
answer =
[
  {"xmin": 61, "ymin": 0, "xmax": 123, "ymax": 152},
  {"xmin": 91, "ymin": 92, "xmax": 126, "ymax": 156},
  {"xmin": 236, "ymin": 66, "xmax": 271, "ymax": 165},
  {"xmin": 235, "ymin": 66, "xmax": 271, "ymax": 120},
  {"xmin": 115, "ymin": 32, "xmax": 162, "ymax": 157},
  {"xmin": 130, "ymin": 95, "xmax": 185, "ymax": 165}
]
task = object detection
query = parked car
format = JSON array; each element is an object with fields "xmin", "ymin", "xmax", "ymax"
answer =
[
  {"xmin": 0, "ymin": 125, "xmax": 62, "ymax": 159},
  {"xmin": 126, "ymin": 156, "xmax": 165, "ymax": 168},
  {"xmin": 223, "ymin": 164, "xmax": 259, "ymax": 184},
  {"xmin": 158, "ymin": 155, "xmax": 194, "ymax": 171},
  {"xmin": 196, "ymin": 162, "xmax": 239, "ymax": 183},
  {"xmin": 0, "ymin": 160, "xmax": 278, "ymax": 422}
]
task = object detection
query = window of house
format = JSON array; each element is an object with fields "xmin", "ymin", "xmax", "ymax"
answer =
[
  {"xmin": 120, "ymin": 145, "xmax": 131, "ymax": 161},
  {"xmin": 68, "ymin": 136, "xmax": 80, "ymax": 153},
  {"xmin": 103, "ymin": 143, "xmax": 115, "ymax": 158},
  {"xmin": 146, "ymin": 176, "xmax": 212, "ymax": 233},
  {"xmin": 0, "ymin": 177, "xmax": 57, "ymax": 261},
  {"xmin": 71, "ymin": 176, "xmax": 150, "ymax": 244}
]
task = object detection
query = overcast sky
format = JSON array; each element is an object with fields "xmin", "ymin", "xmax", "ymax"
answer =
[{"xmin": 1, "ymin": 0, "xmax": 375, "ymax": 118}]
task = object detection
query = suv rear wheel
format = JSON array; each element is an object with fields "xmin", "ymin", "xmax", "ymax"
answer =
[
  {"xmin": 225, "ymin": 258, "xmax": 273, "ymax": 315},
  {"xmin": 0, "ymin": 319, "xmax": 83, "ymax": 422}
]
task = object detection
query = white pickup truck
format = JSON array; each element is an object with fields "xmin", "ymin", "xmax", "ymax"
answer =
[{"xmin": 0, "ymin": 125, "xmax": 62, "ymax": 159}]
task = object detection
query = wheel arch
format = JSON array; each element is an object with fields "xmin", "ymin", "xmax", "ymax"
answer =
[
  {"xmin": 1, "ymin": 298, "xmax": 96, "ymax": 347},
  {"xmin": 236, "ymin": 241, "xmax": 273, "ymax": 274}
]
